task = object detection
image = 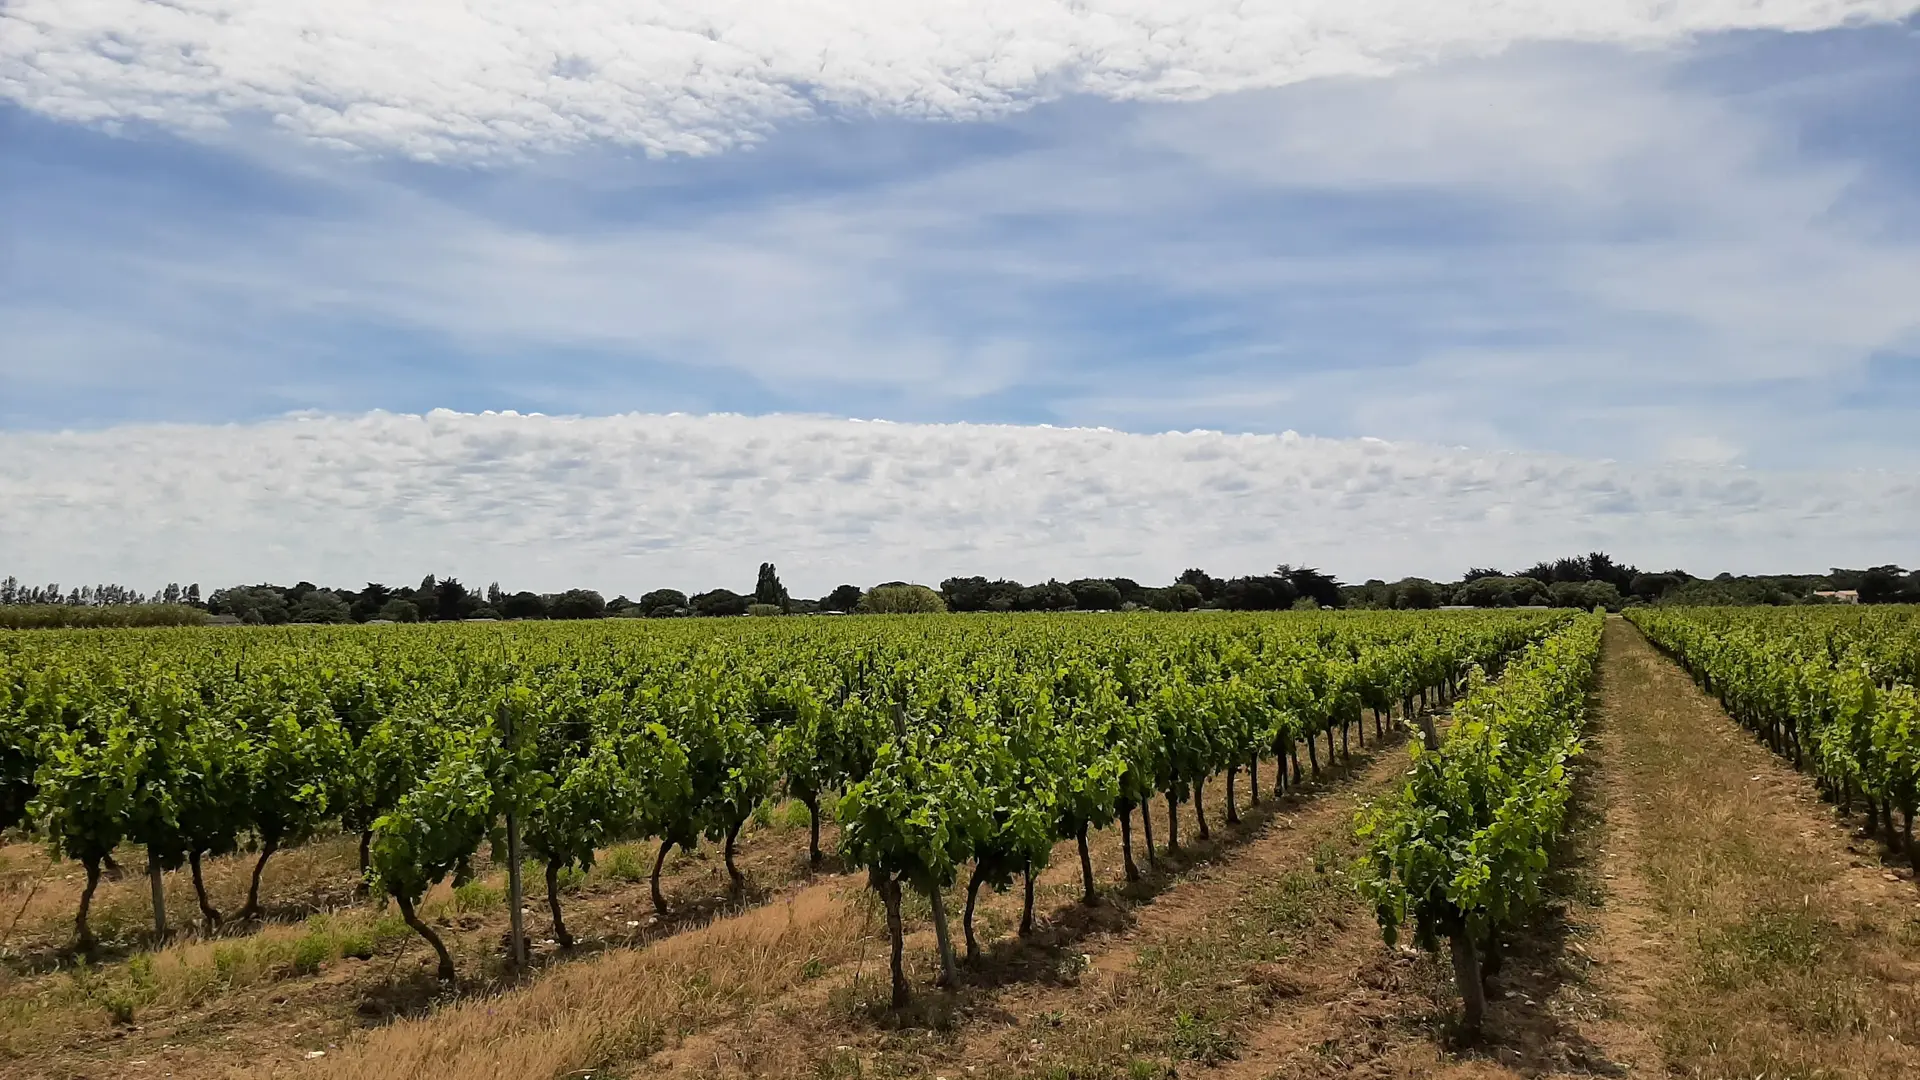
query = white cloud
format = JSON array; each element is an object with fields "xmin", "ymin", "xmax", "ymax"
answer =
[
  {"xmin": 1, "ymin": 411, "xmax": 1911, "ymax": 595},
  {"xmin": 6, "ymin": 34, "xmax": 1918, "ymax": 469},
  {"xmin": 3, "ymin": 1, "xmax": 1917, "ymax": 160}
]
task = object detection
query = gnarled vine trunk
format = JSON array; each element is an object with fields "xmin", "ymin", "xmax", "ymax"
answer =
[
  {"xmin": 724, "ymin": 820, "xmax": 745, "ymax": 897},
  {"xmin": 1076, "ymin": 822, "xmax": 1097, "ymax": 904},
  {"xmin": 1019, "ymin": 860, "xmax": 1036, "ymax": 937},
  {"xmin": 1164, "ymin": 790, "xmax": 1181, "ymax": 850},
  {"xmin": 74, "ymin": 856, "xmax": 102, "ymax": 953},
  {"xmin": 189, "ymin": 850, "xmax": 222, "ymax": 930},
  {"xmin": 926, "ymin": 879, "xmax": 957, "ymax": 986},
  {"xmin": 1449, "ymin": 933, "xmax": 1487, "ymax": 1036},
  {"xmin": 803, "ymin": 792, "xmax": 822, "ymax": 866},
  {"xmin": 650, "ymin": 839, "xmax": 673, "ymax": 917},
  {"xmin": 546, "ymin": 859, "xmax": 574, "ymax": 949},
  {"xmin": 881, "ymin": 874, "xmax": 908, "ymax": 1006},
  {"xmin": 239, "ymin": 835, "xmax": 279, "ymax": 920},
  {"xmin": 397, "ymin": 893, "xmax": 456, "ymax": 982},
  {"xmin": 147, "ymin": 850, "xmax": 168, "ymax": 941},
  {"xmin": 963, "ymin": 862, "xmax": 987, "ymax": 962}
]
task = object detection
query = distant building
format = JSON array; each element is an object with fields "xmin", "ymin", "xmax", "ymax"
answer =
[{"xmin": 1813, "ymin": 590, "xmax": 1860, "ymax": 604}]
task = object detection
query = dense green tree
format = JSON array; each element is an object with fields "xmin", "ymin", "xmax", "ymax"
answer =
[
  {"xmin": 1219, "ymin": 575, "xmax": 1295, "ymax": 611},
  {"xmin": 1279, "ymin": 565, "xmax": 1345, "ymax": 609},
  {"xmin": 1548, "ymin": 580, "xmax": 1624, "ymax": 611},
  {"xmin": 1017, "ymin": 580, "xmax": 1076, "ymax": 611},
  {"xmin": 939, "ymin": 576, "xmax": 994, "ymax": 612},
  {"xmin": 822, "ymin": 584, "xmax": 863, "ymax": 613},
  {"xmin": 1147, "ymin": 583, "xmax": 1204, "ymax": 611},
  {"xmin": 1455, "ymin": 575, "xmax": 1551, "ymax": 608},
  {"xmin": 209, "ymin": 585, "xmax": 291, "ymax": 625},
  {"xmin": 1392, "ymin": 578, "xmax": 1441, "ymax": 610},
  {"xmin": 1856, "ymin": 565, "xmax": 1919, "ymax": 605},
  {"xmin": 1066, "ymin": 579, "xmax": 1124, "ymax": 611},
  {"xmin": 433, "ymin": 578, "xmax": 475, "ymax": 621},
  {"xmin": 412, "ymin": 576, "xmax": 439, "ymax": 621},
  {"xmin": 350, "ymin": 583, "xmax": 393, "ymax": 622},
  {"xmin": 1628, "ymin": 573, "xmax": 1684, "ymax": 600},
  {"xmin": 690, "ymin": 588, "xmax": 749, "ymax": 617},
  {"xmin": 289, "ymin": 591, "xmax": 352, "ymax": 623},
  {"xmin": 376, "ymin": 598, "xmax": 420, "ymax": 623},
  {"xmin": 1176, "ymin": 568, "xmax": 1223, "ymax": 601},
  {"xmin": 858, "ymin": 585, "xmax": 947, "ymax": 614},
  {"xmin": 500, "ymin": 591, "xmax": 549, "ymax": 619},
  {"xmin": 754, "ymin": 563, "xmax": 790, "ymax": 612},
  {"xmin": 638, "ymin": 589, "xmax": 690, "ymax": 617},
  {"xmin": 549, "ymin": 589, "xmax": 607, "ymax": 620}
]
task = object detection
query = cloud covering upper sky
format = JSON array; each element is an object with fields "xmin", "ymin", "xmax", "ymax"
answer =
[
  {"xmin": 2, "ymin": 2, "xmax": 1918, "ymax": 586},
  {"xmin": 9, "ymin": 1, "xmax": 1918, "ymax": 158}
]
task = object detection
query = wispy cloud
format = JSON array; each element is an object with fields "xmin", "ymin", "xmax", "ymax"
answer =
[
  {"xmin": 6, "ymin": 31, "xmax": 1917, "ymax": 468},
  {"xmin": 1, "ymin": 411, "xmax": 1912, "ymax": 594}
]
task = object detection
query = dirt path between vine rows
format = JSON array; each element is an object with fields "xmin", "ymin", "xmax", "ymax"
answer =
[
  {"xmin": 1179, "ymin": 617, "xmax": 1920, "ymax": 1080},
  {"xmin": 1576, "ymin": 617, "xmax": 1920, "ymax": 1080},
  {"xmin": 633, "ymin": 722, "xmax": 1432, "ymax": 1080},
  {"xmin": 291, "ymin": 709, "xmax": 1425, "ymax": 1080}
]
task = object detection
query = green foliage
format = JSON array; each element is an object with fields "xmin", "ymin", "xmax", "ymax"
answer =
[
  {"xmin": 1355, "ymin": 616, "xmax": 1602, "ymax": 1018},
  {"xmin": 0, "ymin": 604, "xmax": 209, "ymax": 630},
  {"xmin": 209, "ymin": 585, "xmax": 296, "ymax": 625},
  {"xmin": 1547, "ymin": 580, "xmax": 1624, "ymax": 612},
  {"xmin": 598, "ymin": 844, "xmax": 648, "ymax": 883},
  {"xmin": 450, "ymin": 879, "xmax": 502, "ymax": 913},
  {"xmin": 370, "ymin": 727, "xmax": 495, "ymax": 907},
  {"xmin": 838, "ymin": 726, "xmax": 988, "ymax": 893},
  {"xmin": 856, "ymin": 585, "xmax": 948, "ymax": 614},
  {"xmin": 2, "ymin": 608, "xmax": 1575, "ymax": 987},
  {"xmin": 1452, "ymin": 575, "xmax": 1551, "ymax": 608},
  {"xmin": 1628, "ymin": 605, "xmax": 1920, "ymax": 829},
  {"xmin": 1169, "ymin": 1009, "xmax": 1238, "ymax": 1064}
]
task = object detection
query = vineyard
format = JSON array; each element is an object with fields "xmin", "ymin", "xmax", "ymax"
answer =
[
  {"xmin": 1626, "ymin": 606, "xmax": 1920, "ymax": 847},
  {"xmin": 0, "ymin": 612, "xmax": 1568, "ymax": 987},
  {"xmin": 5, "ymin": 606, "xmax": 1920, "ymax": 1079}
]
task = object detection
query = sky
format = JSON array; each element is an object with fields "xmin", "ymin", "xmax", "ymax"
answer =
[{"xmin": 2, "ymin": 2, "xmax": 1918, "ymax": 596}]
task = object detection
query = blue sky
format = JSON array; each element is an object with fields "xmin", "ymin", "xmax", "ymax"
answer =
[{"xmin": 2, "ymin": 3, "xmax": 1918, "ymax": 590}]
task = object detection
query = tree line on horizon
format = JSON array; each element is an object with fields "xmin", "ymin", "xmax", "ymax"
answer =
[{"xmin": 2, "ymin": 556, "xmax": 1916, "ymax": 628}]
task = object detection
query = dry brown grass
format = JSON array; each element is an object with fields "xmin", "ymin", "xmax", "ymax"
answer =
[
  {"xmin": 0, "ymin": 834, "xmax": 364, "ymax": 956},
  {"xmin": 1603, "ymin": 618, "xmax": 1920, "ymax": 1079},
  {"xmin": 307, "ymin": 880, "xmax": 871, "ymax": 1080},
  {"xmin": 612, "ymin": 721, "xmax": 1422, "ymax": 1080},
  {"xmin": 0, "ymin": 801, "xmax": 843, "ymax": 1078}
]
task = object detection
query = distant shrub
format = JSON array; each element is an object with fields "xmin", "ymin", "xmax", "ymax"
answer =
[
  {"xmin": 746, "ymin": 603, "xmax": 784, "ymax": 617},
  {"xmin": 0, "ymin": 604, "xmax": 210, "ymax": 630},
  {"xmin": 857, "ymin": 585, "xmax": 947, "ymax": 614}
]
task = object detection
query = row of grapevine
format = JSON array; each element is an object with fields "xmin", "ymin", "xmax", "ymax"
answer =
[
  {"xmin": 1627, "ymin": 605, "xmax": 1920, "ymax": 848},
  {"xmin": 1356, "ymin": 614, "xmax": 1604, "ymax": 1032},
  {"xmin": 0, "ymin": 611, "xmax": 1568, "ymax": 996}
]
